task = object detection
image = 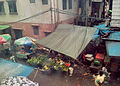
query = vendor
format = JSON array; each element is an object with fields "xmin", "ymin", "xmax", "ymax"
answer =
[
  {"xmin": 69, "ymin": 65, "xmax": 74, "ymax": 76},
  {"xmin": 10, "ymin": 56, "xmax": 16, "ymax": 62},
  {"xmin": 24, "ymin": 46, "xmax": 32, "ymax": 53},
  {"xmin": 50, "ymin": 50, "xmax": 55, "ymax": 59},
  {"xmin": 94, "ymin": 71, "xmax": 105, "ymax": 86},
  {"xmin": 65, "ymin": 61, "xmax": 70, "ymax": 67}
]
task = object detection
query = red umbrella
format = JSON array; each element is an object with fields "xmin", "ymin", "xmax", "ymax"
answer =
[
  {"xmin": 0, "ymin": 36, "xmax": 7, "ymax": 44},
  {"xmin": 0, "ymin": 34, "xmax": 11, "ymax": 44}
]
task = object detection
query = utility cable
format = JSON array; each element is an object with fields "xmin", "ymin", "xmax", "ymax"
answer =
[
  {"xmin": 1, "ymin": 9, "xmax": 50, "ymax": 25},
  {"xmin": 1, "ymin": 8, "xmax": 117, "ymax": 25},
  {"xmin": 52, "ymin": 8, "xmax": 110, "ymax": 21}
]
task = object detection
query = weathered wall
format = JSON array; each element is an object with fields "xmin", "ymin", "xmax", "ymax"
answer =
[
  {"xmin": 111, "ymin": 0, "xmax": 120, "ymax": 27},
  {"xmin": 8, "ymin": 17, "xmax": 74, "ymax": 39},
  {"xmin": 0, "ymin": 0, "xmax": 78, "ymax": 39},
  {"xmin": 0, "ymin": 0, "xmax": 78, "ymax": 24}
]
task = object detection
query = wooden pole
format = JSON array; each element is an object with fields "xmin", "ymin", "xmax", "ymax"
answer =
[{"xmin": 33, "ymin": 67, "xmax": 39, "ymax": 81}]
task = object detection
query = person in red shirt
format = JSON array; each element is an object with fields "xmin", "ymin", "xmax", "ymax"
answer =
[{"xmin": 65, "ymin": 61, "xmax": 70, "ymax": 67}]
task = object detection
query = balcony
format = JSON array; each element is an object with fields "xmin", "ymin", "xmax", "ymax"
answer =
[{"xmin": 92, "ymin": 0, "xmax": 103, "ymax": 2}]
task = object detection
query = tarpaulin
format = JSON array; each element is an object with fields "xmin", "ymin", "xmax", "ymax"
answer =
[
  {"xmin": 36, "ymin": 24, "xmax": 97, "ymax": 59},
  {"xmin": 94, "ymin": 24, "xmax": 110, "ymax": 29},
  {"xmin": 0, "ymin": 25, "xmax": 10, "ymax": 30}
]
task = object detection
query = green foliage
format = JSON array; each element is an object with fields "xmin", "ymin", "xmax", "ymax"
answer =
[
  {"xmin": 27, "ymin": 53, "xmax": 69, "ymax": 72},
  {"xmin": 27, "ymin": 54, "xmax": 49, "ymax": 66},
  {"xmin": 27, "ymin": 57, "xmax": 39, "ymax": 66}
]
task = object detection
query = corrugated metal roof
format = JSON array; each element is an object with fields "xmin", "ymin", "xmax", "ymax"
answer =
[
  {"xmin": 111, "ymin": 0, "xmax": 120, "ymax": 27},
  {"xmin": 106, "ymin": 41, "xmax": 120, "ymax": 56},
  {"xmin": 106, "ymin": 32, "xmax": 120, "ymax": 56},
  {"xmin": 108, "ymin": 32, "xmax": 120, "ymax": 40}
]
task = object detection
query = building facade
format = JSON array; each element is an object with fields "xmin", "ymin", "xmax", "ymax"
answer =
[
  {"xmin": 110, "ymin": 0, "xmax": 120, "ymax": 27},
  {"xmin": 0, "ymin": 0, "xmax": 78, "ymax": 39},
  {"xmin": 78, "ymin": 0, "xmax": 104, "ymax": 26}
]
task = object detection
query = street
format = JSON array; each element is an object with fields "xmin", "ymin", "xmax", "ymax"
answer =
[{"xmin": 28, "ymin": 66, "xmax": 120, "ymax": 86}]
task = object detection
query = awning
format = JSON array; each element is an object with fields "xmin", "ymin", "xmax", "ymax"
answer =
[
  {"xmin": 0, "ymin": 25, "xmax": 10, "ymax": 30},
  {"xmin": 92, "ymin": 0, "xmax": 103, "ymax": 2},
  {"xmin": 36, "ymin": 24, "xmax": 97, "ymax": 59},
  {"xmin": 106, "ymin": 41, "xmax": 120, "ymax": 57},
  {"xmin": 105, "ymin": 32, "xmax": 120, "ymax": 57}
]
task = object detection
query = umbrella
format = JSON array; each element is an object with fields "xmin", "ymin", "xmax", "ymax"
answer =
[
  {"xmin": 14, "ymin": 37, "xmax": 37, "ymax": 46},
  {"xmin": 0, "ymin": 76, "xmax": 39, "ymax": 86},
  {"xmin": 0, "ymin": 34, "xmax": 11, "ymax": 44}
]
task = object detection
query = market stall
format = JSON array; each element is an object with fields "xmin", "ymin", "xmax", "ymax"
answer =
[
  {"xmin": 14, "ymin": 37, "xmax": 37, "ymax": 59},
  {"xmin": 0, "ymin": 34, "xmax": 11, "ymax": 57},
  {"xmin": 27, "ymin": 52, "xmax": 71, "ymax": 73}
]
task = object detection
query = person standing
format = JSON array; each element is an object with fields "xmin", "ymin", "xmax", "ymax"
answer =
[
  {"xmin": 69, "ymin": 66, "xmax": 74, "ymax": 76},
  {"xmin": 95, "ymin": 71, "xmax": 105, "ymax": 86}
]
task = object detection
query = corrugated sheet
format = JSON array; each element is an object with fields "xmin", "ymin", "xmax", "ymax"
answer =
[
  {"xmin": 108, "ymin": 32, "xmax": 120, "ymax": 40},
  {"xmin": 106, "ymin": 32, "xmax": 120, "ymax": 57},
  {"xmin": 111, "ymin": 0, "xmax": 120, "ymax": 27},
  {"xmin": 106, "ymin": 41, "xmax": 120, "ymax": 56}
]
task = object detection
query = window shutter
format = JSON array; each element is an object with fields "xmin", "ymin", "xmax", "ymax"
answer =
[
  {"xmin": 29, "ymin": 0, "xmax": 35, "ymax": 3},
  {"xmin": 42, "ymin": 0, "xmax": 48, "ymax": 5}
]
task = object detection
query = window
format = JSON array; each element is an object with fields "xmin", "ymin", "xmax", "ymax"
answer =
[
  {"xmin": 29, "ymin": 0, "xmax": 35, "ymax": 3},
  {"xmin": 68, "ymin": 0, "xmax": 72, "ymax": 9},
  {"xmin": 0, "ymin": 2, "xmax": 5, "ymax": 14},
  {"xmin": 63, "ymin": 0, "xmax": 67, "ymax": 10},
  {"xmin": 42, "ymin": 0, "xmax": 48, "ymax": 5},
  {"xmin": 33, "ymin": 26, "xmax": 39, "ymax": 35},
  {"xmin": 8, "ymin": 1, "xmax": 17, "ymax": 14}
]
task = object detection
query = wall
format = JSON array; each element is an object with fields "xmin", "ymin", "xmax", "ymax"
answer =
[
  {"xmin": 0, "ymin": 0, "xmax": 51, "ymax": 23},
  {"xmin": 0, "ymin": 0, "xmax": 78, "ymax": 24},
  {"xmin": 111, "ymin": 0, "xmax": 120, "ymax": 27},
  {"xmin": 0, "ymin": 0, "xmax": 78, "ymax": 39}
]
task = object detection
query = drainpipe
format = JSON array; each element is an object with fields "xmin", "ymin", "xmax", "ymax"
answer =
[
  {"xmin": 57, "ymin": 0, "xmax": 59, "ymax": 23},
  {"xmin": 75, "ymin": 0, "xmax": 80, "ymax": 25},
  {"xmin": 50, "ymin": 0, "xmax": 54, "ymax": 32},
  {"xmin": 53, "ymin": 0, "xmax": 56, "ymax": 29},
  {"xmin": 85, "ymin": 0, "xmax": 88, "ymax": 26}
]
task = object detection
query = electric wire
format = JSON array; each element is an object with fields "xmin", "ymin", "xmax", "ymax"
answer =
[
  {"xmin": 1, "ymin": 9, "xmax": 50, "ymax": 25},
  {"xmin": 0, "ymin": 8, "xmax": 115, "ymax": 25}
]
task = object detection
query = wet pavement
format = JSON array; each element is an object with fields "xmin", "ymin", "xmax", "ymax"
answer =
[
  {"xmin": 1, "ymin": 58, "xmax": 120, "ymax": 86},
  {"xmin": 28, "ymin": 69, "xmax": 94, "ymax": 86},
  {"xmin": 28, "ymin": 66, "xmax": 120, "ymax": 86}
]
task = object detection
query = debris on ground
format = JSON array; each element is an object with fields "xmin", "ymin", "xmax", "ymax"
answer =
[{"xmin": 83, "ymin": 73, "xmax": 89, "ymax": 76}]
